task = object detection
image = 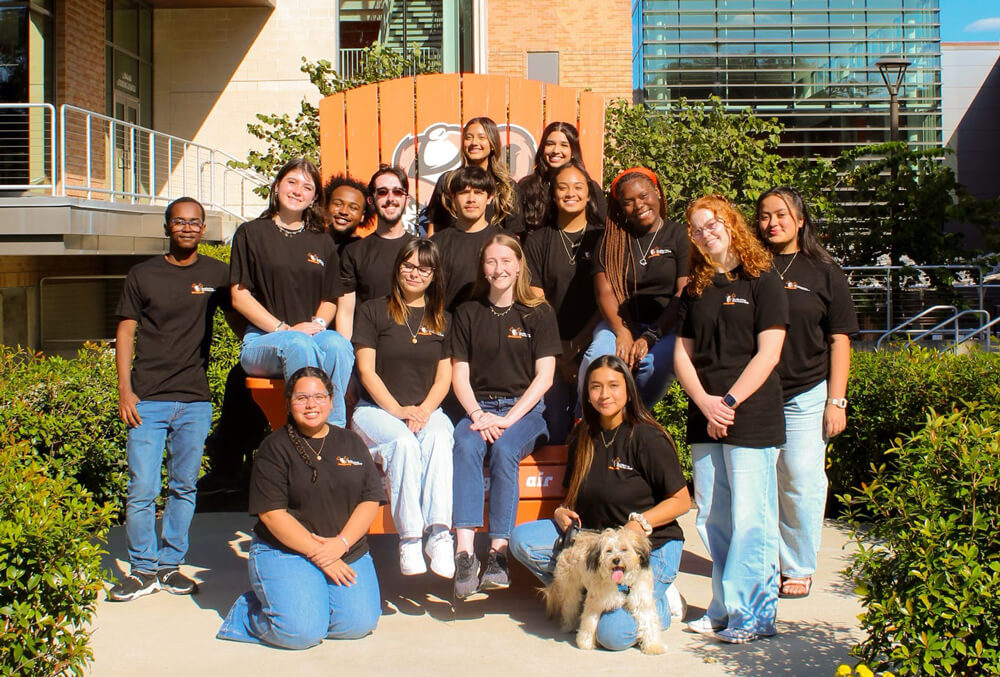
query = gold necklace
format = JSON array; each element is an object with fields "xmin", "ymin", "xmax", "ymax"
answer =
[
  {"xmin": 403, "ymin": 307, "xmax": 425, "ymax": 344},
  {"xmin": 600, "ymin": 424, "xmax": 621, "ymax": 448},
  {"xmin": 558, "ymin": 228, "xmax": 583, "ymax": 265},
  {"xmin": 304, "ymin": 432, "xmax": 328, "ymax": 461},
  {"xmin": 777, "ymin": 251, "xmax": 798, "ymax": 280}
]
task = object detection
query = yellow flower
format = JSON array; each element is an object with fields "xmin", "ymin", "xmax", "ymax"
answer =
[
  {"xmin": 835, "ymin": 666, "xmax": 853, "ymax": 677},
  {"xmin": 856, "ymin": 666, "xmax": 874, "ymax": 677},
  {"xmin": 883, "ymin": 674, "xmax": 896, "ymax": 677}
]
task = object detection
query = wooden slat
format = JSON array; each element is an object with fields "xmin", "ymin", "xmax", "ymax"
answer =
[
  {"xmin": 461, "ymin": 73, "xmax": 508, "ymax": 129},
  {"xmin": 414, "ymin": 73, "xmax": 462, "ymax": 206},
  {"xmin": 518, "ymin": 464, "xmax": 567, "ymax": 499},
  {"xmin": 544, "ymin": 84, "xmax": 579, "ymax": 128},
  {"xmin": 318, "ymin": 93, "xmax": 347, "ymax": 182},
  {"xmin": 577, "ymin": 90, "xmax": 606, "ymax": 184},
  {"xmin": 344, "ymin": 84, "xmax": 381, "ymax": 182},
  {"xmin": 523, "ymin": 445, "xmax": 569, "ymax": 465},
  {"xmin": 506, "ymin": 78, "xmax": 544, "ymax": 177},
  {"xmin": 377, "ymin": 77, "xmax": 416, "ymax": 170}
]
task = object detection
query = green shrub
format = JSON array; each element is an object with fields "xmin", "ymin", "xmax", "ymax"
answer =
[
  {"xmin": 0, "ymin": 440, "xmax": 113, "ymax": 676},
  {"xmin": 198, "ymin": 243, "xmax": 241, "ymax": 411},
  {"xmin": 842, "ymin": 400, "xmax": 1000, "ymax": 675},
  {"xmin": 651, "ymin": 380, "xmax": 691, "ymax": 479}
]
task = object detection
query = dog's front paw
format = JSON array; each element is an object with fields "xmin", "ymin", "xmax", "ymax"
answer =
[
  {"xmin": 640, "ymin": 640, "xmax": 667, "ymax": 655},
  {"xmin": 575, "ymin": 630, "xmax": 596, "ymax": 651}
]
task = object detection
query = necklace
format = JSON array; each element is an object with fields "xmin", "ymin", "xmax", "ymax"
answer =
[
  {"xmin": 600, "ymin": 424, "xmax": 621, "ymax": 448},
  {"xmin": 490, "ymin": 303, "xmax": 513, "ymax": 318},
  {"xmin": 558, "ymin": 228, "xmax": 583, "ymax": 265},
  {"xmin": 275, "ymin": 221, "xmax": 305, "ymax": 238},
  {"xmin": 635, "ymin": 222, "xmax": 662, "ymax": 267},
  {"xmin": 776, "ymin": 251, "xmax": 798, "ymax": 280},
  {"xmin": 403, "ymin": 307, "xmax": 425, "ymax": 344},
  {"xmin": 303, "ymin": 432, "xmax": 328, "ymax": 461}
]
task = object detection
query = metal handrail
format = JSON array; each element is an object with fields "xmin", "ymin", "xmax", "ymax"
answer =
[
  {"xmin": 0, "ymin": 103, "xmax": 56, "ymax": 195},
  {"xmin": 951, "ymin": 316, "xmax": 1000, "ymax": 352},
  {"xmin": 905, "ymin": 309, "xmax": 991, "ymax": 348},
  {"xmin": 875, "ymin": 304, "xmax": 957, "ymax": 350}
]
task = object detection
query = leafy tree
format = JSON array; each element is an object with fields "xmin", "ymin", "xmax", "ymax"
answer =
[{"xmin": 229, "ymin": 43, "xmax": 440, "ymax": 195}]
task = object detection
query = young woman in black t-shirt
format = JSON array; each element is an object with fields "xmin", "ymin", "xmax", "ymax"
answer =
[
  {"xmin": 578, "ymin": 167, "xmax": 690, "ymax": 409},
  {"xmin": 524, "ymin": 159, "xmax": 603, "ymax": 443},
  {"xmin": 511, "ymin": 355, "xmax": 690, "ymax": 651},
  {"xmin": 518, "ymin": 121, "xmax": 607, "ymax": 233},
  {"xmin": 755, "ymin": 186, "xmax": 859, "ymax": 600},
  {"xmin": 674, "ymin": 194, "xmax": 788, "ymax": 644},
  {"xmin": 423, "ymin": 117, "xmax": 522, "ymax": 236},
  {"xmin": 350, "ymin": 238, "xmax": 456, "ymax": 579},
  {"xmin": 450, "ymin": 233, "xmax": 561, "ymax": 600},
  {"xmin": 218, "ymin": 367, "xmax": 385, "ymax": 649},
  {"xmin": 230, "ymin": 158, "xmax": 354, "ymax": 427}
]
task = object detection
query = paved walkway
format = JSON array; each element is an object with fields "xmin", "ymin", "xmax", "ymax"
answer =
[{"xmin": 88, "ymin": 511, "xmax": 863, "ymax": 676}]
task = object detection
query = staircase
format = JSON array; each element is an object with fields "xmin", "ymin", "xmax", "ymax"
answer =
[{"xmin": 379, "ymin": 0, "xmax": 442, "ymax": 52}]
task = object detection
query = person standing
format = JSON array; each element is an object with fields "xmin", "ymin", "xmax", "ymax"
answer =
[{"xmin": 109, "ymin": 197, "xmax": 232, "ymax": 601}]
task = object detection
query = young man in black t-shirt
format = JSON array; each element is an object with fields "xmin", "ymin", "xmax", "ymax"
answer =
[
  {"xmin": 109, "ymin": 197, "xmax": 233, "ymax": 602},
  {"xmin": 335, "ymin": 167, "xmax": 415, "ymax": 340}
]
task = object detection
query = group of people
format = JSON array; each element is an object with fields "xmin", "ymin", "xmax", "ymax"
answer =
[{"xmin": 110, "ymin": 115, "xmax": 857, "ymax": 652}]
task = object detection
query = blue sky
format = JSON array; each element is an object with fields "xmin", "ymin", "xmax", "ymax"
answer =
[{"xmin": 940, "ymin": 1, "xmax": 1000, "ymax": 42}]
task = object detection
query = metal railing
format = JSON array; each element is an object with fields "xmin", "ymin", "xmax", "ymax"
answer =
[
  {"xmin": 875, "ymin": 304, "xmax": 957, "ymax": 350},
  {"xmin": 339, "ymin": 46, "xmax": 441, "ymax": 79},
  {"xmin": 0, "ymin": 103, "xmax": 56, "ymax": 195},
  {"xmin": 953, "ymin": 316, "xmax": 1000, "ymax": 352},
  {"xmin": 906, "ymin": 310, "xmax": 992, "ymax": 351}
]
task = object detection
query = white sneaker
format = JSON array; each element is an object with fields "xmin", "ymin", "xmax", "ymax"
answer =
[
  {"xmin": 425, "ymin": 527, "xmax": 455, "ymax": 579},
  {"xmin": 399, "ymin": 537, "xmax": 427, "ymax": 575},
  {"xmin": 666, "ymin": 582, "xmax": 688, "ymax": 622}
]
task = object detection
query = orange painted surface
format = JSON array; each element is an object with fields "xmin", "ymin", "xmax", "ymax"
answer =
[
  {"xmin": 344, "ymin": 84, "xmax": 380, "ymax": 182},
  {"xmin": 319, "ymin": 93, "xmax": 347, "ymax": 179},
  {"xmin": 414, "ymin": 73, "xmax": 461, "ymax": 206},
  {"xmin": 506, "ymin": 79, "xmax": 544, "ymax": 169},
  {"xmin": 544, "ymin": 84, "xmax": 578, "ymax": 128},
  {"xmin": 577, "ymin": 90, "xmax": 606, "ymax": 183},
  {"xmin": 461, "ymin": 73, "xmax": 508, "ymax": 128},
  {"xmin": 376, "ymin": 77, "xmax": 415, "ymax": 170},
  {"xmin": 246, "ymin": 377, "xmax": 286, "ymax": 430}
]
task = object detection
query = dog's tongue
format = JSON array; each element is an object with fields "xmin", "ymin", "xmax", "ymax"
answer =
[{"xmin": 611, "ymin": 568, "xmax": 624, "ymax": 583}]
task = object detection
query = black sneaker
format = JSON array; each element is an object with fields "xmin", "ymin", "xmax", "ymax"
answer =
[
  {"xmin": 479, "ymin": 549, "xmax": 510, "ymax": 591},
  {"xmin": 157, "ymin": 568, "xmax": 199, "ymax": 595},
  {"xmin": 107, "ymin": 571, "xmax": 158, "ymax": 602},
  {"xmin": 454, "ymin": 552, "xmax": 480, "ymax": 600}
]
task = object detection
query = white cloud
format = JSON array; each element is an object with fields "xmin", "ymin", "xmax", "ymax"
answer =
[{"xmin": 964, "ymin": 17, "xmax": 1000, "ymax": 32}]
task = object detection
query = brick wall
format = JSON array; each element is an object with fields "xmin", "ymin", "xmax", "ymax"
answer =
[
  {"xmin": 54, "ymin": 0, "xmax": 106, "ymax": 113},
  {"xmin": 486, "ymin": 0, "xmax": 632, "ymax": 102}
]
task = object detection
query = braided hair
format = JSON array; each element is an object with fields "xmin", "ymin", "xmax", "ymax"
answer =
[{"xmin": 283, "ymin": 366, "xmax": 334, "ymax": 483}]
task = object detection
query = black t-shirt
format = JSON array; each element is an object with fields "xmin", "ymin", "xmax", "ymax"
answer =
[
  {"xmin": 352, "ymin": 297, "xmax": 451, "ymax": 407},
  {"xmin": 524, "ymin": 223, "xmax": 603, "ymax": 341},
  {"xmin": 115, "ymin": 254, "xmax": 230, "ymax": 402},
  {"xmin": 677, "ymin": 267, "xmax": 789, "ymax": 448},
  {"xmin": 592, "ymin": 221, "xmax": 690, "ymax": 326},
  {"xmin": 773, "ymin": 253, "xmax": 859, "ymax": 399},
  {"xmin": 518, "ymin": 173, "xmax": 608, "ymax": 232},
  {"xmin": 424, "ymin": 171, "xmax": 525, "ymax": 235},
  {"xmin": 449, "ymin": 299, "xmax": 562, "ymax": 400},
  {"xmin": 331, "ymin": 229, "xmax": 361, "ymax": 255},
  {"xmin": 229, "ymin": 218, "xmax": 343, "ymax": 331},
  {"xmin": 249, "ymin": 425, "xmax": 386, "ymax": 564},
  {"xmin": 430, "ymin": 223, "xmax": 504, "ymax": 312},
  {"xmin": 339, "ymin": 231, "xmax": 415, "ymax": 302},
  {"xmin": 567, "ymin": 422, "xmax": 686, "ymax": 549}
]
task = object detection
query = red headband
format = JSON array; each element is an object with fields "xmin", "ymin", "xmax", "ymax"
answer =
[{"xmin": 610, "ymin": 167, "xmax": 660, "ymax": 200}]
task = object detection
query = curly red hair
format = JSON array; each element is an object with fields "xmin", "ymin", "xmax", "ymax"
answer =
[{"xmin": 685, "ymin": 194, "xmax": 773, "ymax": 296}]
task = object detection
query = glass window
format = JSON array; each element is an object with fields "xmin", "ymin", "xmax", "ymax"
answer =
[
  {"xmin": 112, "ymin": 0, "xmax": 138, "ymax": 55},
  {"xmin": 679, "ymin": 27, "xmax": 716, "ymax": 40},
  {"xmin": 0, "ymin": 7, "xmax": 27, "ymax": 102}
]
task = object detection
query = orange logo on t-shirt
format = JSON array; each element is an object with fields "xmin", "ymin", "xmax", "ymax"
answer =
[
  {"xmin": 507, "ymin": 326, "xmax": 531, "ymax": 340},
  {"xmin": 784, "ymin": 280, "xmax": 811, "ymax": 292},
  {"xmin": 723, "ymin": 293, "xmax": 749, "ymax": 306},
  {"xmin": 306, "ymin": 253, "xmax": 325, "ymax": 266},
  {"xmin": 417, "ymin": 326, "xmax": 443, "ymax": 337},
  {"xmin": 336, "ymin": 456, "xmax": 362, "ymax": 467},
  {"xmin": 647, "ymin": 247, "xmax": 672, "ymax": 259},
  {"xmin": 190, "ymin": 282, "xmax": 216, "ymax": 295},
  {"xmin": 607, "ymin": 457, "xmax": 635, "ymax": 472}
]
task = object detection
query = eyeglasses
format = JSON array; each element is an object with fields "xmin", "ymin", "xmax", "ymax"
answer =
[
  {"xmin": 689, "ymin": 220, "xmax": 725, "ymax": 240},
  {"xmin": 169, "ymin": 218, "xmax": 204, "ymax": 229},
  {"xmin": 374, "ymin": 187, "xmax": 408, "ymax": 199},
  {"xmin": 400, "ymin": 262, "xmax": 434, "ymax": 278},
  {"xmin": 290, "ymin": 392, "xmax": 331, "ymax": 406}
]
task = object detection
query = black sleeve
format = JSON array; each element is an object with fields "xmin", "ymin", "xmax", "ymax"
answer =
[
  {"xmin": 321, "ymin": 243, "xmax": 343, "ymax": 303},
  {"xmin": 440, "ymin": 311, "xmax": 453, "ymax": 358},
  {"xmin": 635, "ymin": 424, "xmax": 687, "ymax": 500},
  {"xmin": 754, "ymin": 270, "xmax": 789, "ymax": 332},
  {"xmin": 449, "ymin": 304, "xmax": 473, "ymax": 361},
  {"xmin": 590, "ymin": 232, "xmax": 607, "ymax": 275},
  {"xmin": 352, "ymin": 300, "xmax": 379, "ymax": 349},
  {"xmin": 677, "ymin": 291, "xmax": 695, "ymax": 339},
  {"xmin": 339, "ymin": 243, "xmax": 359, "ymax": 294},
  {"xmin": 825, "ymin": 264, "xmax": 860, "ymax": 336},
  {"xmin": 524, "ymin": 231, "xmax": 545, "ymax": 288},
  {"xmin": 501, "ymin": 180, "xmax": 525, "ymax": 234},
  {"xmin": 208, "ymin": 258, "xmax": 233, "ymax": 311},
  {"xmin": 529, "ymin": 304, "xmax": 563, "ymax": 359},
  {"xmin": 590, "ymin": 178, "xmax": 608, "ymax": 224},
  {"xmin": 248, "ymin": 435, "xmax": 291, "ymax": 516},
  {"xmin": 426, "ymin": 172, "xmax": 452, "ymax": 230},
  {"xmin": 675, "ymin": 227, "xmax": 691, "ymax": 279},
  {"xmin": 229, "ymin": 223, "xmax": 254, "ymax": 290},
  {"xmin": 115, "ymin": 268, "xmax": 143, "ymax": 321}
]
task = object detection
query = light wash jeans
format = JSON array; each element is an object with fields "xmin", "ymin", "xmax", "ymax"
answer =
[
  {"xmin": 777, "ymin": 380, "xmax": 829, "ymax": 578},
  {"xmin": 452, "ymin": 398, "xmax": 548, "ymax": 540},
  {"xmin": 125, "ymin": 399, "xmax": 212, "ymax": 574},
  {"xmin": 240, "ymin": 326, "xmax": 354, "ymax": 427},
  {"xmin": 217, "ymin": 537, "xmax": 381, "ymax": 649},
  {"xmin": 350, "ymin": 402, "xmax": 454, "ymax": 539},
  {"xmin": 578, "ymin": 321, "xmax": 676, "ymax": 409},
  {"xmin": 510, "ymin": 519, "xmax": 683, "ymax": 650},
  {"xmin": 691, "ymin": 443, "xmax": 780, "ymax": 635}
]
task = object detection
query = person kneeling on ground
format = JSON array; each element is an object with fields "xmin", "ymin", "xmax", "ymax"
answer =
[{"xmin": 217, "ymin": 367, "xmax": 385, "ymax": 649}]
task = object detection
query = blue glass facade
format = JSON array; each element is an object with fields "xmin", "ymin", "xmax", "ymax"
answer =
[{"xmin": 632, "ymin": 0, "xmax": 942, "ymax": 157}]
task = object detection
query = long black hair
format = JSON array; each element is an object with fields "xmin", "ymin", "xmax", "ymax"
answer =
[
  {"xmin": 546, "ymin": 159, "xmax": 602, "ymax": 229},
  {"xmin": 521, "ymin": 122, "xmax": 587, "ymax": 231},
  {"xmin": 754, "ymin": 186, "xmax": 833, "ymax": 264},
  {"xmin": 283, "ymin": 366, "xmax": 334, "ymax": 483}
]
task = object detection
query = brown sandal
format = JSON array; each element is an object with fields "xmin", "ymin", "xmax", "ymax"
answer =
[{"xmin": 779, "ymin": 575, "xmax": 812, "ymax": 599}]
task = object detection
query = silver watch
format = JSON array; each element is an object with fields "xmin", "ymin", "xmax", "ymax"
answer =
[{"xmin": 827, "ymin": 398, "xmax": 848, "ymax": 409}]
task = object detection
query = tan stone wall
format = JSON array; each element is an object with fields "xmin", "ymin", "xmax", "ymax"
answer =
[{"xmin": 485, "ymin": 0, "xmax": 632, "ymax": 102}]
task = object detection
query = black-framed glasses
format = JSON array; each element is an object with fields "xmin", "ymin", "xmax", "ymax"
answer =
[
  {"xmin": 399, "ymin": 262, "xmax": 434, "ymax": 278},
  {"xmin": 374, "ymin": 187, "xmax": 407, "ymax": 199},
  {"xmin": 169, "ymin": 218, "xmax": 204, "ymax": 229}
]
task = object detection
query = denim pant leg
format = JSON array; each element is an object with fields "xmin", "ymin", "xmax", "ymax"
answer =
[
  {"xmin": 722, "ymin": 445, "xmax": 780, "ymax": 634},
  {"xmin": 326, "ymin": 552, "xmax": 382, "ymax": 639},
  {"xmin": 577, "ymin": 322, "xmax": 617, "ymax": 405},
  {"xmin": 125, "ymin": 401, "xmax": 173, "ymax": 574},
  {"xmin": 416, "ymin": 409, "xmax": 455, "ymax": 530},
  {"xmin": 777, "ymin": 380, "xmax": 829, "ymax": 578},
  {"xmin": 452, "ymin": 412, "xmax": 489, "ymax": 530},
  {"xmin": 634, "ymin": 331, "xmax": 676, "ymax": 409},
  {"xmin": 509, "ymin": 519, "xmax": 561, "ymax": 585},
  {"xmin": 159, "ymin": 401, "xmax": 212, "ymax": 568},
  {"xmin": 595, "ymin": 539, "xmax": 683, "ymax": 651},
  {"xmin": 313, "ymin": 329, "xmax": 355, "ymax": 428},
  {"xmin": 691, "ymin": 442, "xmax": 731, "ymax": 626},
  {"xmin": 487, "ymin": 400, "xmax": 549, "ymax": 540},
  {"xmin": 217, "ymin": 538, "xmax": 330, "ymax": 649}
]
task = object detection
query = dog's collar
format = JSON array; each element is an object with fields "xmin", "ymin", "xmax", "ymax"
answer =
[{"xmin": 617, "ymin": 583, "xmax": 630, "ymax": 595}]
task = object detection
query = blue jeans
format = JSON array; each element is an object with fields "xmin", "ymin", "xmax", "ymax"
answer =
[
  {"xmin": 452, "ymin": 398, "xmax": 548, "ymax": 540},
  {"xmin": 578, "ymin": 321, "xmax": 676, "ymax": 409},
  {"xmin": 777, "ymin": 380, "xmax": 828, "ymax": 578},
  {"xmin": 351, "ymin": 402, "xmax": 454, "ymax": 539},
  {"xmin": 510, "ymin": 519, "xmax": 683, "ymax": 650},
  {"xmin": 691, "ymin": 443, "xmax": 779, "ymax": 635},
  {"xmin": 240, "ymin": 326, "xmax": 354, "ymax": 427},
  {"xmin": 125, "ymin": 400, "xmax": 212, "ymax": 574},
  {"xmin": 217, "ymin": 537, "xmax": 381, "ymax": 649}
]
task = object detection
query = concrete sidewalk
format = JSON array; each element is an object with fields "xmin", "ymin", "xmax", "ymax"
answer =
[{"xmin": 88, "ymin": 511, "xmax": 863, "ymax": 676}]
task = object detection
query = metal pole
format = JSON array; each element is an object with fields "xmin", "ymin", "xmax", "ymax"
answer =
[{"xmin": 889, "ymin": 92, "xmax": 899, "ymax": 142}]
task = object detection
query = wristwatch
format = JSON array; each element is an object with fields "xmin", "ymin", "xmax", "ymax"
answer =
[
  {"xmin": 722, "ymin": 393, "xmax": 738, "ymax": 409},
  {"xmin": 827, "ymin": 398, "xmax": 848, "ymax": 409}
]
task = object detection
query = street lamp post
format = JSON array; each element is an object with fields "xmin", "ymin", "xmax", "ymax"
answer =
[{"xmin": 875, "ymin": 57, "xmax": 911, "ymax": 142}]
